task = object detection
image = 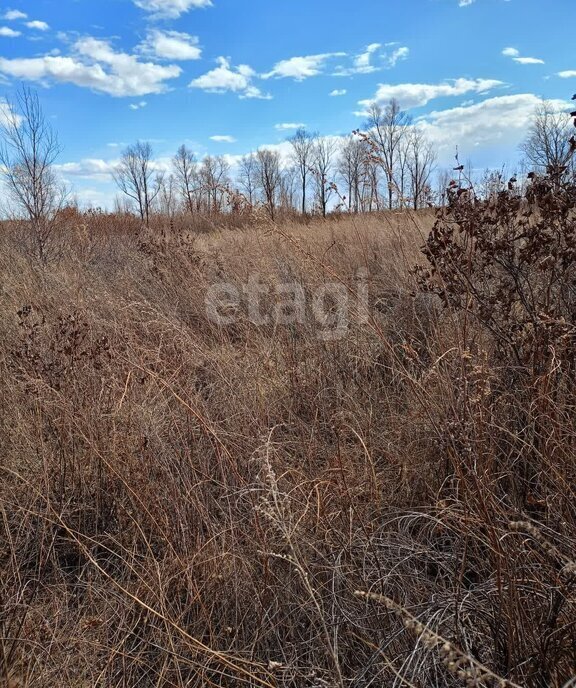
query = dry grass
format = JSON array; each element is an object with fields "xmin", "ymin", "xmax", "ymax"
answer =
[{"xmin": 0, "ymin": 208, "xmax": 574, "ymax": 687}]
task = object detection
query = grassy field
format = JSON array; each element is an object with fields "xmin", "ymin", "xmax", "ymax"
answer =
[{"xmin": 1, "ymin": 207, "xmax": 575, "ymax": 687}]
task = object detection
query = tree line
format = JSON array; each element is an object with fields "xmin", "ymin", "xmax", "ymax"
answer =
[
  {"xmin": 1, "ymin": 86, "xmax": 575, "ymax": 249},
  {"xmin": 113, "ymin": 100, "xmax": 440, "ymax": 224}
]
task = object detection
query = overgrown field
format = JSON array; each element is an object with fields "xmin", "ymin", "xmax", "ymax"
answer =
[{"xmin": 1, "ymin": 201, "xmax": 575, "ymax": 687}]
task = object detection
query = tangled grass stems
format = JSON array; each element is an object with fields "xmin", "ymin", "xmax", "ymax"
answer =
[
  {"xmin": 1, "ymin": 468, "xmax": 276, "ymax": 688},
  {"xmin": 255, "ymin": 428, "xmax": 345, "ymax": 688},
  {"xmin": 509, "ymin": 522, "xmax": 576, "ymax": 580},
  {"xmin": 354, "ymin": 591, "xmax": 524, "ymax": 688}
]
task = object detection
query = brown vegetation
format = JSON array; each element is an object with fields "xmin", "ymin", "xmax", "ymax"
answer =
[{"xmin": 0, "ymin": 185, "xmax": 575, "ymax": 687}]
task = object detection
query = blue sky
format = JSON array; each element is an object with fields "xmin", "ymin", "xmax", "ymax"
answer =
[{"xmin": 0, "ymin": 0, "xmax": 574, "ymax": 206}]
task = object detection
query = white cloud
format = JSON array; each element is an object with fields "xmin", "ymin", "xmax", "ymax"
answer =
[
  {"xmin": 129, "ymin": 101, "xmax": 147, "ymax": 110},
  {"xmin": 502, "ymin": 47, "xmax": 544, "ymax": 65},
  {"xmin": 263, "ymin": 52, "xmax": 345, "ymax": 81},
  {"xmin": 0, "ymin": 98, "xmax": 19, "ymax": 126},
  {"xmin": 275, "ymin": 122, "xmax": 306, "ymax": 131},
  {"xmin": 0, "ymin": 37, "xmax": 182, "ymax": 96},
  {"xmin": 55, "ymin": 158, "xmax": 119, "ymax": 179},
  {"xmin": 26, "ymin": 20, "xmax": 49, "ymax": 31},
  {"xmin": 73, "ymin": 187, "xmax": 114, "ymax": 209},
  {"xmin": 139, "ymin": 30, "xmax": 201, "ymax": 60},
  {"xmin": 334, "ymin": 43, "xmax": 409, "ymax": 76},
  {"xmin": 210, "ymin": 135, "xmax": 236, "ymax": 142},
  {"xmin": 388, "ymin": 46, "xmax": 409, "ymax": 67},
  {"xmin": 461, "ymin": 1, "xmax": 513, "ymax": 6},
  {"xmin": 264, "ymin": 43, "xmax": 408, "ymax": 83},
  {"xmin": 2, "ymin": 9, "xmax": 27, "ymax": 20},
  {"xmin": 352, "ymin": 43, "xmax": 381, "ymax": 74},
  {"xmin": 241, "ymin": 85, "xmax": 272, "ymax": 100},
  {"xmin": 558, "ymin": 70, "xmax": 576, "ymax": 78},
  {"xmin": 357, "ymin": 77, "xmax": 504, "ymax": 111},
  {"xmin": 56, "ymin": 155, "xmax": 172, "ymax": 181},
  {"xmin": 189, "ymin": 56, "xmax": 271, "ymax": 99},
  {"xmin": 235, "ymin": 42, "xmax": 411, "ymax": 87},
  {"xmin": 418, "ymin": 93, "xmax": 568, "ymax": 159},
  {"xmin": 0, "ymin": 26, "xmax": 20, "ymax": 37},
  {"xmin": 514, "ymin": 57, "xmax": 545, "ymax": 65},
  {"xmin": 134, "ymin": 0, "xmax": 212, "ymax": 19},
  {"xmin": 330, "ymin": 89, "xmax": 347, "ymax": 97}
]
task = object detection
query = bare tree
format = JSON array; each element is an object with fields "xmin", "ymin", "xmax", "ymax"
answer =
[
  {"xmin": 366, "ymin": 99, "xmax": 411, "ymax": 209},
  {"xmin": 173, "ymin": 144, "xmax": 199, "ymax": 215},
  {"xmin": 237, "ymin": 153, "xmax": 257, "ymax": 205},
  {"xmin": 113, "ymin": 141, "xmax": 162, "ymax": 226},
  {"xmin": 156, "ymin": 173, "xmax": 178, "ymax": 217},
  {"xmin": 338, "ymin": 136, "xmax": 365, "ymax": 213},
  {"xmin": 313, "ymin": 138, "xmax": 337, "ymax": 218},
  {"xmin": 289, "ymin": 128, "xmax": 316, "ymax": 215},
  {"xmin": 520, "ymin": 102, "xmax": 574, "ymax": 175},
  {"xmin": 279, "ymin": 165, "xmax": 298, "ymax": 212},
  {"xmin": 255, "ymin": 149, "xmax": 282, "ymax": 220},
  {"xmin": 200, "ymin": 155, "xmax": 230, "ymax": 214},
  {"xmin": 360, "ymin": 148, "xmax": 382, "ymax": 212},
  {"xmin": 406, "ymin": 128, "xmax": 437, "ymax": 209},
  {"xmin": 0, "ymin": 86, "xmax": 65, "ymax": 261}
]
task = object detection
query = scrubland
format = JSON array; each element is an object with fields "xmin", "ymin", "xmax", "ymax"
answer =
[{"xmin": 0, "ymin": 199, "xmax": 575, "ymax": 687}]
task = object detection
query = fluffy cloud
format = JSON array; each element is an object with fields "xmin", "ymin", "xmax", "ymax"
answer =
[
  {"xmin": 2, "ymin": 9, "xmax": 27, "ymax": 20},
  {"xmin": 190, "ymin": 57, "xmax": 271, "ymax": 99},
  {"xmin": 134, "ymin": 0, "xmax": 212, "ymax": 19},
  {"xmin": 558, "ymin": 70, "xmax": 576, "ymax": 78},
  {"xmin": 357, "ymin": 77, "xmax": 504, "ymax": 111},
  {"xmin": 2, "ymin": 11, "xmax": 49, "ymax": 31},
  {"xmin": 351, "ymin": 43, "xmax": 381, "ymax": 74},
  {"xmin": 129, "ymin": 101, "xmax": 147, "ymax": 110},
  {"xmin": 55, "ymin": 159, "xmax": 119, "ymax": 179},
  {"xmin": 56, "ymin": 156, "xmax": 172, "ymax": 180},
  {"xmin": 502, "ymin": 47, "xmax": 544, "ymax": 65},
  {"xmin": 418, "ymin": 93, "xmax": 568, "ymax": 159},
  {"xmin": 330, "ymin": 89, "xmax": 347, "ymax": 97},
  {"xmin": 0, "ymin": 37, "xmax": 182, "ymax": 96},
  {"xmin": 263, "ymin": 52, "xmax": 346, "ymax": 81},
  {"xmin": 210, "ymin": 135, "xmax": 236, "ymax": 143},
  {"xmin": 139, "ymin": 30, "xmax": 201, "ymax": 60},
  {"xmin": 26, "ymin": 20, "xmax": 49, "ymax": 31},
  {"xmin": 0, "ymin": 26, "xmax": 20, "ymax": 37}
]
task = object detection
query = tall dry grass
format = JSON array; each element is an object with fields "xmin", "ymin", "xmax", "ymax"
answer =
[{"xmin": 0, "ymin": 205, "xmax": 574, "ymax": 687}]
